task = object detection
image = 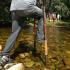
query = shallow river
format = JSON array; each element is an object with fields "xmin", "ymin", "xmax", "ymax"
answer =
[{"xmin": 0, "ymin": 25, "xmax": 70, "ymax": 70}]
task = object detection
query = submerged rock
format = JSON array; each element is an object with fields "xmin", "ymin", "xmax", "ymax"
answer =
[
  {"xmin": 19, "ymin": 53, "xmax": 26, "ymax": 59},
  {"xmin": 5, "ymin": 63, "xmax": 25, "ymax": 70},
  {"xmin": 4, "ymin": 63, "xmax": 16, "ymax": 70},
  {"xmin": 24, "ymin": 58, "xmax": 35, "ymax": 68},
  {"xmin": 19, "ymin": 53, "xmax": 30, "ymax": 59}
]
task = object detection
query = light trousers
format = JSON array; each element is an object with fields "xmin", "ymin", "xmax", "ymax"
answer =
[{"xmin": 2, "ymin": 6, "xmax": 44, "ymax": 55}]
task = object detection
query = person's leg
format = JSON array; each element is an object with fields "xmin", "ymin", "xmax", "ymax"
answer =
[
  {"xmin": 12, "ymin": 6, "xmax": 44, "ymax": 42},
  {"xmin": 2, "ymin": 12, "xmax": 21, "ymax": 56},
  {"xmin": 11, "ymin": 11, "xmax": 20, "ymax": 32},
  {"xmin": 0, "ymin": 12, "xmax": 22, "ymax": 68},
  {"xmin": 31, "ymin": 6, "xmax": 44, "ymax": 43},
  {"xmin": 27, "ymin": 6, "xmax": 44, "ymax": 55},
  {"xmin": 32, "ymin": 6, "xmax": 44, "ymax": 55},
  {"xmin": 36, "ymin": 17, "xmax": 44, "ymax": 43},
  {"xmin": 2, "ymin": 27, "xmax": 21, "ymax": 55},
  {"xmin": 0, "ymin": 11, "xmax": 29, "ymax": 68}
]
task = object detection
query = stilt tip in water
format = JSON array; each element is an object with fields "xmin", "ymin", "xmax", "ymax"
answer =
[{"xmin": 0, "ymin": 45, "xmax": 2, "ymax": 52}]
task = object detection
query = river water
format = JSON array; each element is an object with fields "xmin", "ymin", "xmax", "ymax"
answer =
[{"xmin": 0, "ymin": 25, "xmax": 70, "ymax": 70}]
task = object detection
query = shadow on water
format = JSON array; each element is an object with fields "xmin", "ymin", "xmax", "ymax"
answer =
[{"xmin": 10, "ymin": 42, "xmax": 35, "ymax": 60}]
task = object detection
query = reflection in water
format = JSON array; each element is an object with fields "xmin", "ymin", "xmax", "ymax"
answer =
[
  {"xmin": 48, "ymin": 26, "xmax": 70, "ymax": 50},
  {"xmin": 47, "ymin": 26, "xmax": 70, "ymax": 69}
]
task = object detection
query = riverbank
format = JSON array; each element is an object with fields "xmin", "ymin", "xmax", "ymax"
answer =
[
  {"xmin": 28, "ymin": 19, "xmax": 70, "ymax": 28},
  {"xmin": 46, "ymin": 19, "xmax": 70, "ymax": 27}
]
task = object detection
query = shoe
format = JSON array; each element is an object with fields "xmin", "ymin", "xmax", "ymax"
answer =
[{"xmin": 0, "ymin": 55, "xmax": 12, "ymax": 69}]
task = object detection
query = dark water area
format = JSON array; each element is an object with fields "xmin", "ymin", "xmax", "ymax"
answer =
[{"xmin": 0, "ymin": 25, "xmax": 70, "ymax": 70}]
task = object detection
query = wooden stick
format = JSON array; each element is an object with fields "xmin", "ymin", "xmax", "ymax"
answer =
[
  {"xmin": 34, "ymin": 18, "xmax": 36, "ymax": 48},
  {"xmin": 43, "ymin": 1, "xmax": 48, "ymax": 67},
  {"xmin": 33, "ymin": 17, "xmax": 37, "ymax": 55}
]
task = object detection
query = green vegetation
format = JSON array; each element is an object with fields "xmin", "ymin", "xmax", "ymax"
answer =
[
  {"xmin": 46, "ymin": 19, "xmax": 70, "ymax": 26},
  {"xmin": 38, "ymin": 0, "xmax": 70, "ymax": 17},
  {"xmin": 0, "ymin": 0, "xmax": 11, "ymax": 23},
  {"xmin": 0, "ymin": 0, "xmax": 70, "ymax": 25}
]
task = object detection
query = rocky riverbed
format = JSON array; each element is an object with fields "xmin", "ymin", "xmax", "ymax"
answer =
[{"xmin": 0, "ymin": 25, "xmax": 70, "ymax": 70}]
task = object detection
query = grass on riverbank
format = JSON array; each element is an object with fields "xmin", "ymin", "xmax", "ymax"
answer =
[
  {"xmin": 28, "ymin": 19, "xmax": 70, "ymax": 27},
  {"xmin": 46, "ymin": 19, "xmax": 70, "ymax": 26}
]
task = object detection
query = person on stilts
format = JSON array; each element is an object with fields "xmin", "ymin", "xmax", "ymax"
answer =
[{"xmin": 0, "ymin": 0, "xmax": 44, "ymax": 69}]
